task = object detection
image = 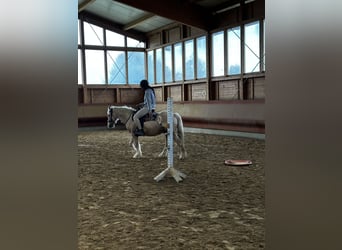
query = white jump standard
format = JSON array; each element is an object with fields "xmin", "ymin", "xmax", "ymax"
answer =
[{"xmin": 154, "ymin": 97, "xmax": 186, "ymax": 183}]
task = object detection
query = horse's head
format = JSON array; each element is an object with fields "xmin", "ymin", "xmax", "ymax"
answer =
[
  {"xmin": 107, "ymin": 105, "xmax": 136, "ymax": 129},
  {"xmin": 107, "ymin": 106, "xmax": 120, "ymax": 129}
]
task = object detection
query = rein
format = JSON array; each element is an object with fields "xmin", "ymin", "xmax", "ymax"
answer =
[{"xmin": 121, "ymin": 113, "xmax": 133, "ymax": 125}]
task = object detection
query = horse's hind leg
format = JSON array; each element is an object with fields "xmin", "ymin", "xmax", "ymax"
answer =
[
  {"xmin": 173, "ymin": 133, "xmax": 186, "ymax": 159},
  {"xmin": 132, "ymin": 136, "xmax": 142, "ymax": 158},
  {"xmin": 173, "ymin": 131, "xmax": 187, "ymax": 159},
  {"xmin": 158, "ymin": 134, "xmax": 168, "ymax": 158}
]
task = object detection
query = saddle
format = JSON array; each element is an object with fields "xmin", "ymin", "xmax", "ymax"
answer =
[
  {"xmin": 140, "ymin": 111, "xmax": 158, "ymax": 127},
  {"xmin": 132, "ymin": 109, "xmax": 159, "ymax": 129}
]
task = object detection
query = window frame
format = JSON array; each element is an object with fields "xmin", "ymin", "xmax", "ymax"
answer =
[{"xmin": 78, "ymin": 18, "xmax": 146, "ymax": 85}]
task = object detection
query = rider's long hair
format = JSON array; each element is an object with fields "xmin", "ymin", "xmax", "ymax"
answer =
[{"xmin": 140, "ymin": 79, "xmax": 155, "ymax": 96}]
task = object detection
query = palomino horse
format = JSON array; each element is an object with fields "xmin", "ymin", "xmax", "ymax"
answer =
[{"xmin": 107, "ymin": 105, "xmax": 187, "ymax": 159}]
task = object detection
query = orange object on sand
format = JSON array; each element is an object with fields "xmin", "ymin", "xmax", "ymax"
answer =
[{"xmin": 224, "ymin": 159, "xmax": 252, "ymax": 166}]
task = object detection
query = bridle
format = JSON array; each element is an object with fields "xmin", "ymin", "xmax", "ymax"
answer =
[
  {"xmin": 107, "ymin": 107, "xmax": 115, "ymax": 127},
  {"xmin": 107, "ymin": 106, "xmax": 132, "ymax": 127}
]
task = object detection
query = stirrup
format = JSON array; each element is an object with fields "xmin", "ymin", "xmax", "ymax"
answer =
[{"xmin": 134, "ymin": 129, "xmax": 145, "ymax": 136}]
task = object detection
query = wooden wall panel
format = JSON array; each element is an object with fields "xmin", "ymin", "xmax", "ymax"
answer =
[
  {"xmin": 218, "ymin": 80, "xmax": 239, "ymax": 100},
  {"xmin": 216, "ymin": 0, "xmax": 264, "ymax": 28},
  {"xmin": 154, "ymin": 87, "xmax": 163, "ymax": 102},
  {"xmin": 85, "ymin": 88, "xmax": 91, "ymax": 103},
  {"xmin": 119, "ymin": 88, "xmax": 142, "ymax": 104},
  {"xmin": 184, "ymin": 84, "xmax": 192, "ymax": 101},
  {"xmin": 192, "ymin": 83, "xmax": 207, "ymax": 101},
  {"xmin": 91, "ymin": 89, "xmax": 115, "ymax": 104},
  {"xmin": 168, "ymin": 27, "xmax": 181, "ymax": 43},
  {"xmin": 149, "ymin": 32, "xmax": 161, "ymax": 47},
  {"xmin": 189, "ymin": 26, "xmax": 206, "ymax": 37},
  {"xmin": 170, "ymin": 85, "xmax": 182, "ymax": 101},
  {"xmin": 247, "ymin": 79, "xmax": 254, "ymax": 100},
  {"xmin": 79, "ymin": 101, "xmax": 265, "ymax": 133},
  {"xmin": 78, "ymin": 88, "xmax": 84, "ymax": 104},
  {"xmin": 254, "ymin": 78, "xmax": 265, "ymax": 99}
]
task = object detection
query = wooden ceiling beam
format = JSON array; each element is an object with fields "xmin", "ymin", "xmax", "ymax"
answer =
[
  {"xmin": 113, "ymin": 0, "xmax": 216, "ymax": 31},
  {"xmin": 211, "ymin": 0, "xmax": 241, "ymax": 13},
  {"xmin": 123, "ymin": 13, "xmax": 155, "ymax": 31},
  {"xmin": 78, "ymin": 0, "xmax": 97, "ymax": 13},
  {"xmin": 78, "ymin": 11, "xmax": 147, "ymax": 42}
]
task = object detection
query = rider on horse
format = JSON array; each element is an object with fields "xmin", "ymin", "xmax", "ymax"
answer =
[{"xmin": 133, "ymin": 79, "xmax": 156, "ymax": 136}]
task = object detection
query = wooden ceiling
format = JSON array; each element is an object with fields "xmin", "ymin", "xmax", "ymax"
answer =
[{"xmin": 78, "ymin": 0, "xmax": 261, "ymax": 38}]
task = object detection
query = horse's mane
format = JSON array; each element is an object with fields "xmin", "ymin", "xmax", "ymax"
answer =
[{"xmin": 110, "ymin": 105, "xmax": 136, "ymax": 112}]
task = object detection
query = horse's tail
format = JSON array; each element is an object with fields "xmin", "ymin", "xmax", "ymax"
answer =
[{"xmin": 174, "ymin": 112, "xmax": 185, "ymax": 146}]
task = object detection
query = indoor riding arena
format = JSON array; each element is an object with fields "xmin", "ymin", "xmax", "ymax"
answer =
[
  {"xmin": 78, "ymin": 129, "xmax": 265, "ymax": 249},
  {"xmin": 78, "ymin": 0, "xmax": 266, "ymax": 249}
]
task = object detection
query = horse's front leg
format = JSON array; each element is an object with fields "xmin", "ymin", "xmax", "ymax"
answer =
[
  {"xmin": 129, "ymin": 136, "xmax": 135, "ymax": 154},
  {"xmin": 158, "ymin": 134, "xmax": 168, "ymax": 158},
  {"xmin": 131, "ymin": 135, "xmax": 142, "ymax": 158}
]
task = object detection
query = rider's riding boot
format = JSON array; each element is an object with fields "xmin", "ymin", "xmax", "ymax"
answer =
[{"xmin": 134, "ymin": 128, "xmax": 145, "ymax": 136}]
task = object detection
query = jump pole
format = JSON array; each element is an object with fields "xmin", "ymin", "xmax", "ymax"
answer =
[{"xmin": 154, "ymin": 97, "xmax": 186, "ymax": 183}]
